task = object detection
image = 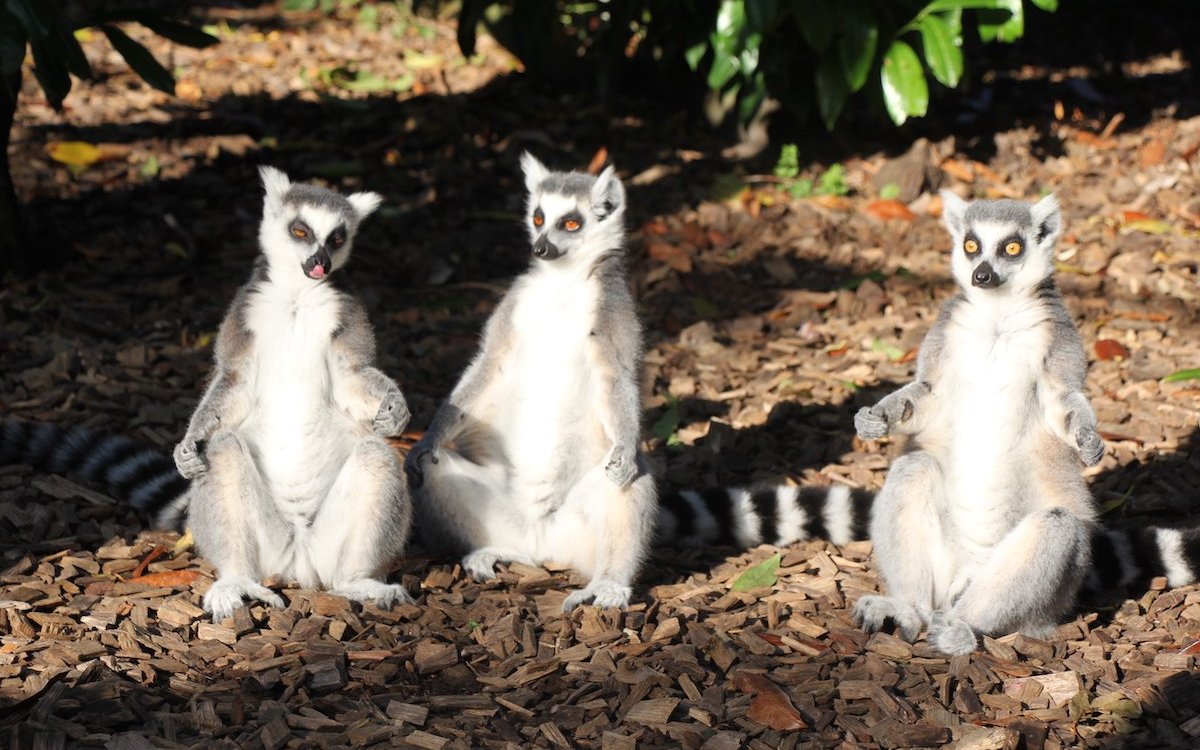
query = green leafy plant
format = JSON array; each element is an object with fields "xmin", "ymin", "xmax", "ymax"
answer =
[
  {"xmin": 731, "ymin": 554, "xmax": 781, "ymax": 592},
  {"xmin": 1163, "ymin": 368, "xmax": 1200, "ymax": 383},
  {"xmin": 773, "ymin": 143, "xmax": 800, "ymax": 179},
  {"xmin": 1, "ymin": 1, "xmax": 217, "ymax": 272},
  {"xmin": 316, "ymin": 65, "xmax": 415, "ymax": 93},
  {"xmin": 770, "ymin": 145, "xmax": 846, "ymax": 199},
  {"xmin": 282, "ymin": 0, "xmax": 341, "ymax": 12},
  {"xmin": 817, "ymin": 162, "xmax": 850, "ymax": 196},
  {"xmin": 457, "ymin": 1, "xmax": 1057, "ymax": 132},
  {"xmin": 772, "ymin": 142, "xmax": 811, "ymax": 197},
  {"xmin": 786, "ymin": 178, "xmax": 813, "ymax": 198},
  {"xmin": 650, "ymin": 395, "xmax": 683, "ymax": 448},
  {"xmin": 692, "ymin": 0, "xmax": 1059, "ymax": 128}
]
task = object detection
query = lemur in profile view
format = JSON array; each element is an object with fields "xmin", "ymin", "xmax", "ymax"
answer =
[
  {"xmin": 2, "ymin": 168, "xmax": 414, "ymax": 621},
  {"xmin": 849, "ymin": 191, "xmax": 1200, "ymax": 655},
  {"xmin": 405, "ymin": 153, "xmax": 657, "ymax": 611}
]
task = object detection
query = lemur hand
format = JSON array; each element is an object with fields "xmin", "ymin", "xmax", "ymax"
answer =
[
  {"xmin": 854, "ymin": 406, "xmax": 891, "ymax": 440},
  {"xmin": 1074, "ymin": 425, "xmax": 1105, "ymax": 466},
  {"xmin": 604, "ymin": 444, "xmax": 638, "ymax": 487},
  {"xmin": 373, "ymin": 389, "xmax": 411, "ymax": 437},
  {"xmin": 404, "ymin": 439, "xmax": 437, "ymax": 488},
  {"xmin": 173, "ymin": 437, "xmax": 207, "ymax": 479}
]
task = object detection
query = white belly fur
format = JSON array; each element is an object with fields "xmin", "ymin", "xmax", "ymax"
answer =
[
  {"xmin": 488, "ymin": 268, "xmax": 604, "ymax": 505},
  {"xmin": 240, "ymin": 284, "xmax": 357, "ymax": 516},
  {"xmin": 923, "ymin": 297, "xmax": 1054, "ymax": 561}
]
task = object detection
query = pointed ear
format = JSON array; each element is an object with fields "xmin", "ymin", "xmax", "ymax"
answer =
[
  {"xmin": 590, "ymin": 165, "xmax": 625, "ymax": 220},
  {"xmin": 939, "ymin": 189, "xmax": 967, "ymax": 235},
  {"xmin": 348, "ymin": 191, "xmax": 383, "ymax": 219},
  {"xmin": 1030, "ymin": 192, "xmax": 1062, "ymax": 247},
  {"xmin": 259, "ymin": 166, "xmax": 291, "ymax": 214},
  {"xmin": 520, "ymin": 151, "xmax": 549, "ymax": 195}
]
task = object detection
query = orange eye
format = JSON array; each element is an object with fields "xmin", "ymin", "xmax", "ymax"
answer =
[
  {"xmin": 563, "ymin": 218, "xmax": 581, "ymax": 232},
  {"xmin": 1005, "ymin": 241, "xmax": 1022, "ymax": 256},
  {"xmin": 291, "ymin": 226, "xmax": 308, "ymax": 239},
  {"xmin": 963, "ymin": 239, "xmax": 979, "ymax": 254},
  {"xmin": 532, "ymin": 213, "xmax": 544, "ymax": 227}
]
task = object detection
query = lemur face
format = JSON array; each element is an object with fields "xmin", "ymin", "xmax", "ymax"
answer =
[
  {"xmin": 940, "ymin": 191, "xmax": 1062, "ymax": 297},
  {"xmin": 258, "ymin": 167, "xmax": 381, "ymax": 280},
  {"xmin": 520, "ymin": 152, "xmax": 626, "ymax": 265}
]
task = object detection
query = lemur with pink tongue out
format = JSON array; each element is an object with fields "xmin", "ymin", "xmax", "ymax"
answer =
[
  {"xmin": 168, "ymin": 167, "xmax": 414, "ymax": 620},
  {"xmin": 0, "ymin": 169, "xmax": 413, "ymax": 620}
]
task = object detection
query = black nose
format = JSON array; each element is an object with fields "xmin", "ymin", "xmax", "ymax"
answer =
[
  {"xmin": 532, "ymin": 237, "xmax": 561, "ymax": 260},
  {"xmin": 972, "ymin": 261, "xmax": 1000, "ymax": 289}
]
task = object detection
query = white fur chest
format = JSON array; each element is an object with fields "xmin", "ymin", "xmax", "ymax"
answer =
[
  {"xmin": 500, "ymin": 267, "xmax": 600, "ymax": 479},
  {"xmin": 928, "ymin": 296, "xmax": 1052, "ymax": 543},
  {"xmin": 241, "ymin": 281, "xmax": 347, "ymax": 493},
  {"xmin": 940, "ymin": 298, "xmax": 1049, "ymax": 410}
]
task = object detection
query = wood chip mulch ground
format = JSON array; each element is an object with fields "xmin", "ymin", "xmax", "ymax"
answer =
[{"xmin": 3, "ymin": 5, "xmax": 1199, "ymax": 749}]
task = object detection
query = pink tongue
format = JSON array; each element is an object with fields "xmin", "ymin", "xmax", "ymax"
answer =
[{"xmin": 309, "ymin": 265, "xmax": 325, "ymax": 279}]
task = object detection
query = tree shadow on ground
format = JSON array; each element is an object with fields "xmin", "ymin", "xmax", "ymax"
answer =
[
  {"xmin": 639, "ymin": 393, "xmax": 874, "ymax": 587},
  {"xmin": 641, "ymin": 397, "xmax": 1200, "ymax": 630},
  {"xmin": 18, "ymin": 0, "xmax": 1200, "ymax": 289},
  {"xmin": 4, "ymin": 3, "xmax": 1200, "ymax": 744},
  {"xmin": 1082, "ymin": 428, "xmax": 1200, "ymax": 626}
]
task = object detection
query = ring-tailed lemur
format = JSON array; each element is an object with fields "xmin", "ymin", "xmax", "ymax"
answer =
[
  {"xmin": 405, "ymin": 153, "xmax": 657, "ymax": 611},
  {"xmin": 849, "ymin": 191, "xmax": 1200, "ymax": 655},
  {"xmin": 2, "ymin": 168, "xmax": 414, "ymax": 621}
]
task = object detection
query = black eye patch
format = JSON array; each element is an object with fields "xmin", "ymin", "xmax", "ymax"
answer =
[
  {"xmin": 996, "ymin": 234, "xmax": 1025, "ymax": 260},
  {"xmin": 327, "ymin": 225, "xmax": 347, "ymax": 249},
  {"xmin": 289, "ymin": 220, "xmax": 313, "ymax": 241},
  {"xmin": 558, "ymin": 212, "xmax": 584, "ymax": 232}
]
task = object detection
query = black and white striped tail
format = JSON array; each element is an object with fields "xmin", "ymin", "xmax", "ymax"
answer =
[
  {"xmin": 657, "ymin": 484, "xmax": 873, "ymax": 548},
  {"xmin": 1088, "ymin": 526, "xmax": 1200, "ymax": 592},
  {"xmin": 0, "ymin": 418, "xmax": 189, "ymax": 528}
]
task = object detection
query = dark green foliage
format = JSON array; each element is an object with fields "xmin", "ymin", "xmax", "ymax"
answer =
[
  {"xmin": 455, "ymin": 0, "xmax": 1057, "ymax": 130},
  {"xmin": 1, "ymin": 0, "xmax": 218, "ymax": 108},
  {"xmin": 0, "ymin": 1, "xmax": 217, "ymax": 273}
]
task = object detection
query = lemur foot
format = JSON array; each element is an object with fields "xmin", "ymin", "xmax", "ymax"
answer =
[
  {"xmin": 173, "ymin": 438, "xmax": 207, "ymax": 479},
  {"xmin": 852, "ymin": 595, "xmax": 923, "ymax": 642},
  {"xmin": 854, "ymin": 407, "xmax": 890, "ymax": 441},
  {"xmin": 563, "ymin": 579, "xmax": 631, "ymax": 611},
  {"xmin": 373, "ymin": 390, "xmax": 411, "ymax": 437},
  {"xmin": 332, "ymin": 579, "xmax": 412, "ymax": 609},
  {"xmin": 604, "ymin": 445, "xmax": 638, "ymax": 487},
  {"xmin": 462, "ymin": 548, "xmax": 534, "ymax": 582},
  {"xmin": 928, "ymin": 611, "xmax": 978, "ymax": 655},
  {"xmin": 1074, "ymin": 426, "xmax": 1105, "ymax": 466},
  {"xmin": 203, "ymin": 576, "xmax": 285, "ymax": 622}
]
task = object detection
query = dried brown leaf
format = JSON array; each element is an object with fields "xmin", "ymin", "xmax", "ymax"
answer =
[
  {"xmin": 1094, "ymin": 339, "xmax": 1131, "ymax": 361},
  {"xmin": 731, "ymin": 672, "xmax": 808, "ymax": 731}
]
